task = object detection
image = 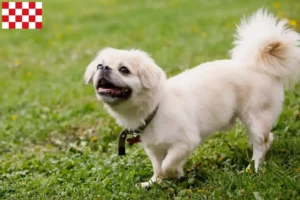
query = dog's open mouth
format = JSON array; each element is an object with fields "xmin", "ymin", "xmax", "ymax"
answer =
[{"xmin": 96, "ymin": 78, "xmax": 132, "ymax": 99}]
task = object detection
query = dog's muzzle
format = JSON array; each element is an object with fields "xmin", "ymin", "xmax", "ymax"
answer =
[{"xmin": 95, "ymin": 72, "xmax": 132, "ymax": 102}]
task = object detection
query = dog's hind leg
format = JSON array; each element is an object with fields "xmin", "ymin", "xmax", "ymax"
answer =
[
  {"xmin": 250, "ymin": 130, "xmax": 274, "ymax": 172},
  {"xmin": 244, "ymin": 113, "xmax": 275, "ymax": 172}
]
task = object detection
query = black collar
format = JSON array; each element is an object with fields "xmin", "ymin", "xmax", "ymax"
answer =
[{"xmin": 118, "ymin": 105, "xmax": 159, "ymax": 156}]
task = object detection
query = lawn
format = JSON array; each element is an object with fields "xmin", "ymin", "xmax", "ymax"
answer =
[{"xmin": 0, "ymin": 0, "xmax": 300, "ymax": 199}]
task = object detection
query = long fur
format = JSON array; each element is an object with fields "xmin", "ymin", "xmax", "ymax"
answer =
[
  {"xmin": 231, "ymin": 9, "xmax": 300, "ymax": 84},
  {"xmin": 85, "ymin": 9, "xmax": 300, "ymax": 188}
]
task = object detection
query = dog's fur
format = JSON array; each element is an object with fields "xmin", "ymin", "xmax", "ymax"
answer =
[{"xmin": 84, "ymin": 9, "xmax": 300, "ymax": 187}]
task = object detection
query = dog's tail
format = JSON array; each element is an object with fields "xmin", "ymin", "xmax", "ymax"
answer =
[{"xmin": 230, "ymin": 9, "xmax": 300, "ymax": 85}]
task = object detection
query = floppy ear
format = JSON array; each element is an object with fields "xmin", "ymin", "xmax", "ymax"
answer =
[
  {"xmin": 133, "ymin": 50, "xmax": 162, "ymax": 89},
  {"xmin": 84, "ymin": 60, "xmax": 97, "ymax": 84},
  {"xmin": 139, "ymin": 65, "xmax": 161, "ymax": 89}
]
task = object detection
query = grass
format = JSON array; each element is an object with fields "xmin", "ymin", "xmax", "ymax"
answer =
[{"xmin": 1, "ymin": 0, "xmax": 300, "ymax": 199}]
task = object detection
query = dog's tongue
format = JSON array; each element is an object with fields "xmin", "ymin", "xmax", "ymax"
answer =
[{"xmin": 97, "ymin": 87, "xmax": 120, "ymax": 94}]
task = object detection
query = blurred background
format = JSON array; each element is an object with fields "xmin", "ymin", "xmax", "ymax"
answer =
[{"xmin": 0, "ymin": 0, "xmax": 299, "ymax": 199}]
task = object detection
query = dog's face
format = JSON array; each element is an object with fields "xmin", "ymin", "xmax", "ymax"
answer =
[{"xmin": 84, "ymin": 48, "xmax": 163, "ymax": 105}]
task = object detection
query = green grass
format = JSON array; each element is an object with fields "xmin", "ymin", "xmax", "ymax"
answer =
[{"xmin": 1, "ymin": 0, "xmax": 300, "ymax": 199}]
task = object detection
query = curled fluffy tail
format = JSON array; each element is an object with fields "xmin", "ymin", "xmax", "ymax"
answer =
[{"xmin": 230, "ymin": 9, "xmax": 300, "ymax": 84}]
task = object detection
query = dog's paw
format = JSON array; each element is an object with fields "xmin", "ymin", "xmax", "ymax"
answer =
[
  {"xmin": 246, "ymin": 160, "xmax": 258, "ymax": 173},
  {"xmin": 136, "ymin": 176, "xmax": 163, "ymax": 188},
  {"xmin": 136, "ymin": 181, "xmax": 152, "ymax": 188}
]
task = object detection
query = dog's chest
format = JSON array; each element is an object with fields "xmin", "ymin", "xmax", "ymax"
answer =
[{"xmin": 139, "ymin": 125, "xmax": 176, "ymax": 148}]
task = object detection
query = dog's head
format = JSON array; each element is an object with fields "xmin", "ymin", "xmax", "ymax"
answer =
[{"xmin": 84, "ymin": 48, "xmax": 165, "ymax": 106}]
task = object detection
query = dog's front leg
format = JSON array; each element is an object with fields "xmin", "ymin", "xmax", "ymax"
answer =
[
  {"xmin": 161, "ymin": 143, "xmax": 193, "ymax": 178},
  {"xmin": 138, "ymin": 147, "xmax": 167, "ymax": 188}
]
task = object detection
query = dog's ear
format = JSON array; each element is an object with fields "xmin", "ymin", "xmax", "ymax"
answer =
[
  {"xmin": 84, "ymin": 60, "xmax": 97, "ymax": 84},
  {"xmin": 133, "ymin": 50, "xmax": 162, "ymax": 89},
  {"xmin": 139, "ymin": 65, "xmax": 161, "ymax": 89}
]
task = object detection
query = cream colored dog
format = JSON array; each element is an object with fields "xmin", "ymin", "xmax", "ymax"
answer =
[{"xmin": 84, "ymin": 9, "xmax": 300, "ymax": 187}]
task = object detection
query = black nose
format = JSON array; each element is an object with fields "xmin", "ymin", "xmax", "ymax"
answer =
[{"xmin": 101, "ymin": 66, "xmax": 111, "ymax": 71}]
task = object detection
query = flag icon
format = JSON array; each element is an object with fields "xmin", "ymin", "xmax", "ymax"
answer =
[{"xmin": 2, "ymin": 2, "xmax": 42, "ymax": 29}]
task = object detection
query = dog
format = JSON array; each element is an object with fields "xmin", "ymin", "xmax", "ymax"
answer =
[{"xmin": 84, "ymin": 9, "xmax": 300, "ymax": 187}]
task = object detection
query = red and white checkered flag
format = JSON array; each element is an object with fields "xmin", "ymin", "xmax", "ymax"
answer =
[{"xmin": 2, "ymin": 2, "xmax": 42, "ymax": 29}]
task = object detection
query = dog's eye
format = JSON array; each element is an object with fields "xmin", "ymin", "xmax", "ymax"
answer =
[
  {"xmin": 119, "ymin": 66, "xmax": 130, "ymax": 74},
  {"xmin": 97, "ymin": 64, "xmax": 103, "ymax": 70}
]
